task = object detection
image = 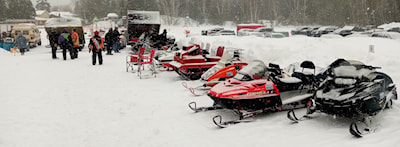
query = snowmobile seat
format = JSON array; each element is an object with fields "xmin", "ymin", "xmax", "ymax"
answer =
[
  {"xmin": 300, "ymin": 60, "xmax": 315, "ymax": 74},
  {"xmin": 216, "ymin": 46, "xmax": 225, "ymax": 57},
  {"xmin": 205, "ymin": 46, "xmax": 225, "ymax": 62},
  {"xmin": 290, "ymin": 61, "xmax": 316, "ymax": 86},
  {"xmin": 267, "ymin": 63, "xmax": 283, "ymax": 78}
]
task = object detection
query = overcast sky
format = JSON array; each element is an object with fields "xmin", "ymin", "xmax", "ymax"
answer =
[{"xmin": 31, "ymin": 0, "xmax": 74, "ymax": 7}]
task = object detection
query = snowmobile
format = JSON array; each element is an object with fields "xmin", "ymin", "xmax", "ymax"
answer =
[
  {"xmin": 189, "ymin": 60, "xmax": 318, "ymax": 128},
  {"xmin": 182, "ymin": 49, "xmax": 248, "ymax": 96},
  {"xmin": 287, "ymin": 59, "xmax": 398, "ymax": 138},
  {"xmin": 153, "ymin": 43, "xmax": 181, "ymax": 70},
  {"xmin": 169, "ymin": 45, "xmax": 225, "ymax": 80}
]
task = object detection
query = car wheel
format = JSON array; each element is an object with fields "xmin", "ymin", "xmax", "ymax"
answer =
[{"xmin": 38, "ymin": 41, "xmax": 42, "ymax": 46}]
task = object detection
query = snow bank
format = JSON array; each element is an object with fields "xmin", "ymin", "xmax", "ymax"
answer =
[{"xmin": 0, "ymin": 26, "xmax": 400, "ymax": 147}]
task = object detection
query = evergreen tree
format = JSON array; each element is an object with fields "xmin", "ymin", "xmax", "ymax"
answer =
[
  {"xmin": 7, "ymin": 0, "xmax": 36, "ymax": 19},
  {"xmin": 0, "ymin": 0, "xmax": 8, "ymax": 20},
  {"xmin": 35, "ymin": 0, "xmax": 51, "ymax": 12}
]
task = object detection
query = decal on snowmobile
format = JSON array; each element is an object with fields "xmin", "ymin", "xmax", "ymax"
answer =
[
  {"xmin": 266, "ymin": 85, "xmax": 273, "ymax": 90},
  {"xmin": 226, "ymin": 72, "xmax": 233, "ymax": 77}
]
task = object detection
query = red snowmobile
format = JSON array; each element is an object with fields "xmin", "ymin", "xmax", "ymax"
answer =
[
  {"xmin": 182, "ymin": 49, "xmax": 248, "ymax": 96},
  {"xmin": 169, "ymin": 45, "xmax": 225, "ymax": 80},
  {"xmin": 189, "ymin": 60, "xmax": 317, "ymax": 128}
]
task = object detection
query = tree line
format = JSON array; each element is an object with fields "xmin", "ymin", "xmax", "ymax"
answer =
[
  {"xmin": 1, "ymin": 0, "xmax": 399, "ymax": 27},
  {"xmin": 123, "ymin": 0, "xmax": 400, "ymax": 26},
  {"xmin": 0, "ymin": 0, "xmax": 36, "ymax": 20}
]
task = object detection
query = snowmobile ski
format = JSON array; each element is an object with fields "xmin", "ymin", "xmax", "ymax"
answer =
[
  {"xmin": 188, "ymin": 102, "xmax": 223, "ymax": 112},
  {"xmin": 182, "ymin": 82, "xmax": 189, "ymax": 89},
  {"xmin": 188, "ymin": 87, "xmax": 209, "ymax": 96},
  {"xmin": 287, "ymin": 106, "xmax": 314, "ymax": 123},
  {"xmin": 349, "ymin": 122, "xmax": 363, "ymax": 138},
  {"xmin": 183, "ymin": 82, "xmax": 210, "ymax": 96},
  {"xmin": 287, "ymin": 110, "xmax": 300, "ymax": 123},
  {"xmin": 349, "ymin": 122, "xmax": 380, "ymax": 138},
  {"xmin": 212, "ymin": 115, "xmax": 252, "ymax": 128}
]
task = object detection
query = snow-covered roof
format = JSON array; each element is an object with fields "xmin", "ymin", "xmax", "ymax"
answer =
[
  {"xmin": 107, "ymin": 13, "xmax": 119, "ymax": 18},
  {"xmin": 49, "ymin": 11, "xmax": 76, "ymax": 18},
  {"xmin": 127, "ymin": 10, "xmax": 160, "ymax": 24},
  {"xmin": 45, "ymin": 17, "xmax": 82, "ymax": 27},
  {"xmin": 36, "ymin": 10, "xmax": 47, "ymax": 15}
]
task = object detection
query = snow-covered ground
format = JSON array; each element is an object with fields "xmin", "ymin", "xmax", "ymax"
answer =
[{"xmin": 1, "ymin": 25, "xmax": 399, "ymax": 147}]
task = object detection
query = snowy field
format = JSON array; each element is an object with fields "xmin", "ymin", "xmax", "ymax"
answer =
[{"xmin": 1, "ymin": 25, "xmax": 400, "ymax": 147}]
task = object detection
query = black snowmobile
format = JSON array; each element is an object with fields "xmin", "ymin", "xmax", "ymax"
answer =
[
  {"xmin": 188, "ymin": 60, "xmax": 318, "ymax": 128},
  {"xmin": 287, "ymin": 59, "xmax": 398, "ymax": 137}
]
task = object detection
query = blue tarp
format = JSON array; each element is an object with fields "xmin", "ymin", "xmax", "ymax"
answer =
[{"xmin": 0, "ymin": 43, "xmax": 15, "ymax": 51}]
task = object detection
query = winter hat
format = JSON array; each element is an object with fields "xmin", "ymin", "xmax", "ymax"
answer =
[
  {"xmin": 62, "ymin": 28, "xmax": 68, "ymax": 33},
  {"xmin": 94, "ymin": 31, "xmax": 99, "ymax": 36}
]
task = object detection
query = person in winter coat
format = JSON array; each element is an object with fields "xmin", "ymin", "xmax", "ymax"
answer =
[
  {"xmin": 49, "ymin": 28, "xmax": 59, "ymax": 59},
  {"xmin": 159, "ymin": 29, "xmax": 168, "ymax": 45},
  {"xmin": 112, "ymin": 27, "xmax": 121, "ymax": 53},
  {"xmin": 104, "ymin": 28, "xmax": 114, "ymax": 55},
  {"xmin": 71, "ymin": 28, "xmax": 80, "ymax": 59},
  {"xmin": 58, "ymin": 28, "xmax": 73, "ymax": 60},
  {"xmin": 89, "ymin": 31, "xmax": 104, "ymax": 65},
  {"xmin": 15, "ymin": 33, "xmax": 28, "ymax": 55}
]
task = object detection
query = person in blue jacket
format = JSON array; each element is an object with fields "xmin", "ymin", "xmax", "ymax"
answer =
[{"xmin": 15, "ymin": 33, "xmax": 28, "ymax": 55}]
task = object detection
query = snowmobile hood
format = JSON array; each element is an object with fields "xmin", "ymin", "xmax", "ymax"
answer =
[{"xmin": 208, "ymin": 78, "xmax": 279, "ymax": 100}]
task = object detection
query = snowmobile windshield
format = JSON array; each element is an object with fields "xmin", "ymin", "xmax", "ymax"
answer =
[
  {"xmin": 333, "ymin": 66, "xmax": 360, "ymax": 78},
  {"xmin": 233, "ymin": 72, "xmax": 253, "ymax": 81},
  {"xmin": 234, "ymin": 60, "xmax": 268, "ymax": 81},
  {"xmin": 201, "ymin": 64, "xmax": 223, "ymax": 80}
]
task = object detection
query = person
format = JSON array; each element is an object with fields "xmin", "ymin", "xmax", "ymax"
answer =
[
  {"xmin": 159, "ymin": 29, "xmax": 167, "ymax": 44},
  {"xmin": 71, "ymin": 28, "xmax": 80, "ymax": 59},
  {"xmin": 58, "ymin": 29, "xmax": 73, "ymax": 60},
  {"xmin": 15, "ymin": 33, "xmax": 28, "ymax": 55},
  {"xmin": 89, "ymin": 31, "xmax": 104, "ymax": 65},
  {"xmin": 49, "ymin": 28, "xmax": 59, "ymax": 59},
  {"xmin": 104, "ymin": 28, "xmax": 114, "ymax": 55},
  {"xmin": 112, "ymin": 27, "xmax": 121, "ymax": 53}
]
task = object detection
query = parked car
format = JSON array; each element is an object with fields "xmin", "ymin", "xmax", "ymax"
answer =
[
  {"xmin": 201, "ymin": 28, "xmax": 224, "ymax": 36},
  {"xmin": 387, "ymin": 27, "xmax": 400, "ymax": 33},
  {"xmin": 291, "ymin": 26, "xmax": 319, "ymax": 36},
  {"xmin": 11, "ymin": 23, "xmax": 41, "ymax": 48},
  {"xmin": 250, "ymin": 27, "xmax": 274, "ymax": 37},
  {"xmin": 346, "ymin": 28, "xmax": 384, "ymax": 38},
  {"xmin": 310, "ymin": 26, "xmax": 338, "ymax": 37},
  {"xmin": 371, "ymin": 32, "xmax": 400, "ymax": 40},
  {"xmin": 334, "ymin": 26, "xmax": 367, "ymax": 37},
  {"xmin": 264, "ymin": 32, "xmax": 286, "ymax": 38},
  {"xmin": 209, "ymin": 30, "xmax": 236, "ymax": 36},
  {"xmin": 237, "ymin": 28, "xmax": 254, "ymax": 36}
]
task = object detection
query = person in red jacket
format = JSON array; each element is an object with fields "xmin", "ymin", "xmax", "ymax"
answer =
[
  {"xmin": 89, "ymin": 31, "xmax": 104, "ymax": 65},
  {"xmin": 71, "ymin": 28, "xmax": 80, "ymax": 59}
]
